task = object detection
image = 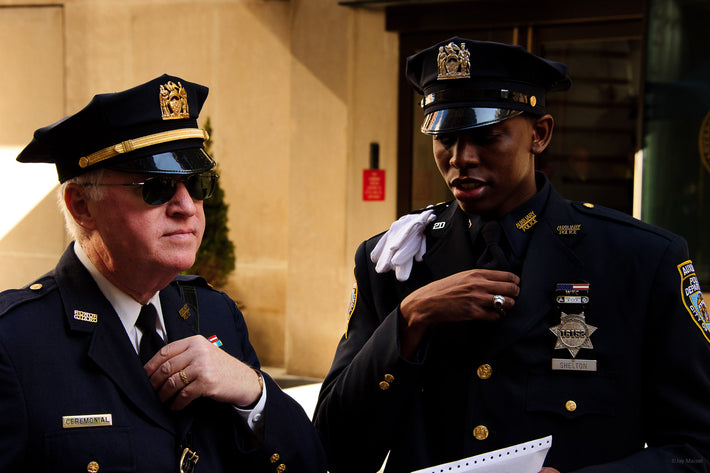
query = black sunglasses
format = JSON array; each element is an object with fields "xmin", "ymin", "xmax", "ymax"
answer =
[{"xmin": 90, "ymin": 172, "xmax": 218, "ymax": 206}]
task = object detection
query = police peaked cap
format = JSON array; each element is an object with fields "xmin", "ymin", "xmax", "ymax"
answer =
[
  {"xmin": 406, "ymin": 37, "xmax": 572, "ymax": 134},
  {"xmin": 17, "ymin": 74, "xmax": 215, "ymax": 182}
]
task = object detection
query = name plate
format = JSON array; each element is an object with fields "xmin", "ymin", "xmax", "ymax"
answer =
[
  {"xmin": 551, "ymin": 358, "xmax": 597, "ymax": 372},
  {"xmin": 62, "ymin": 414, "xmax": 113, "ymax": 429}
]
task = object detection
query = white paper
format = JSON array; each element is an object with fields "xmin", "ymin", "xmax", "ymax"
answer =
[{"xmin": 412, "ymin": 435, "xmax": 552, "ymax": 473}]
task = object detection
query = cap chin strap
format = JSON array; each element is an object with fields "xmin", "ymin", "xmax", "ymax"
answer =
[
  {"xmin": 78, "ymin": 128, "xmax": 209, "ymax": 169},
  {"xmin": 422, "ymin": 87, "xmax": 540, "ymax": 108}
]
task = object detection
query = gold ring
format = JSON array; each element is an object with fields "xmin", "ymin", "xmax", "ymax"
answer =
[{"xmin": 179, "ymin": 369, "xmax": 190, "ymax": 385}]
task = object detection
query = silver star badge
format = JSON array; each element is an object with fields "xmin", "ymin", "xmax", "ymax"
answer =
[{"xmin": 550, "ymin": 311, "xmax": 597, "ymax": 358}]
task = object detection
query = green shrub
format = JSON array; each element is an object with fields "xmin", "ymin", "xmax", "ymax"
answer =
[{"xmin": 185, "ymin": 117, "xmax": 236, "ymax": 287}]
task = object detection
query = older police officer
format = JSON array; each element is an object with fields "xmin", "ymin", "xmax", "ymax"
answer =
[
  {"xmin": 314, "ymin": 38, "xmax": 710, "ymax": 472},
  {"xmin": 0, "ymin": 75, "xmax": 326, "ymax": 472}
]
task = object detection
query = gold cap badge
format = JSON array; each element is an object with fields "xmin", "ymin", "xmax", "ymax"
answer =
[
  {"xmin": 159, "ymin": 81, "xmax": 189, "ymax": 120},
  {"xmin": 437, "ymin": 42, "xmax": 470, "ymax": 80}
]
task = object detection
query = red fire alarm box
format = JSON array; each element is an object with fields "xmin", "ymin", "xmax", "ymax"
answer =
[{"xmin": 363, "ymin": 169, "xmax": 385, "ymax": 201}]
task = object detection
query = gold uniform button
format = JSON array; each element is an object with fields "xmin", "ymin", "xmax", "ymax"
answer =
[
  {"xmin": 270, "ymin": 453, "xmax": 280, "ymax": 463},
  {"xmin": 384, "ymin": 373, "xmax": 395, "ymax": 383},
  {"xmin": 565, "ymin": 400, "xmax": 577, "ymax": 412},
  {"xmin": 276, "ymin": 464, "xmax": 286, "ymax": 473},
  {"xmin": 476, "ymin": 364, "xmax": 492, "ymax": 380},
  {"xmin": 30, "ymin": 283, "xmax": 43, "ymax": 291},
  {"xmin": 473, "ymin": 425, "xmax": 489, "ymax": 440},
  {"xmin": 87, "ymin": 461, "xmax": 99, "ymax": 472},
  {"xmin": 583, "ymin": 202, "xmax": 594, "ymax": 208},
  {"xmin": 379, "ymin": 381, "xmax": 390, "ymax": 390}
]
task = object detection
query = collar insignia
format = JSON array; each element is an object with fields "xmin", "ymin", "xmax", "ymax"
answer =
[
  {"xmin": 515, "ymin": 211, "xmax": 538, "ymax": 232},
  {"xmin": 557, "ymin": 224, "xmax": 581, "ymax": 235},
  {"xmin": 437, "ymin": 42, "xmax": 470, "ymax": 80},
  {"xmin": 179, "ymin": 303, "xmax": 191, "ymax": 320},
  {"xmin": 73, "ymin": 309, "xmax": 98, "ymax": 323}
]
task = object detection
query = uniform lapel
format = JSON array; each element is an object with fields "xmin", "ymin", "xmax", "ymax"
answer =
[
  {"xmin": 486, "ymin": 189, "xmax": 588, "ymax": 358},
  {"xmin": 161, "ymin": 283, "xmax": 199, "ymax": 343},
  {"xmin": 422, "ymin": 202, "xmax": 477, "ymax": 281},
  {"xmin": 56, "ymin": 246, "xmax": 175, "ymax": 434},
  {"xmin": 161, "ymin": 282, "xmax": 200, "ymax": 445}
]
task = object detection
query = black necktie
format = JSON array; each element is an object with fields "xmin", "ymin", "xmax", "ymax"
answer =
[
  {"xmin": 136, "ymin": 303, "xmax": 165, "ymax": 364},
  {"xmin": 476, "ymin": 221, "xmax": 511, "ymax": 271}
]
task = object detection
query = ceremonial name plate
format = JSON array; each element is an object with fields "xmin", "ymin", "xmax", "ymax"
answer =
[
  {"xmin": 552, "ymin": 358, "xmax": 597, "ymax": 372},
  {"xmin": 62, "ymin": 414, "xmax": 113, "ymax": 429}
]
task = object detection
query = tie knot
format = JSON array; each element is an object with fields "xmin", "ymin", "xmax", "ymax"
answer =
[
  {"xmin": 136, "ymin": 303, "xmax": 164, "ymax": 364},
  {"xmin": 475, "ymin": 220, "xmax": 511, "ymax": 271},
  {"xmin": 480, "ymin": 221, "xmax": 502, "ymax": 245},
  {"xmin": 136, "ymin": 303, "xmax": 158, "ymax": 333}
]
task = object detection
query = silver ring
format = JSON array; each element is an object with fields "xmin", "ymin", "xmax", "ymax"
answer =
[{"xmin": 492, "ymin": 295, "xmax": 505, "ymax": 311}]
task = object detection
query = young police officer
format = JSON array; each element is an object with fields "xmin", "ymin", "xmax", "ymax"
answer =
[{"xmin": 315, "ymin": 38, "xmax": 710, "ymax": 473}]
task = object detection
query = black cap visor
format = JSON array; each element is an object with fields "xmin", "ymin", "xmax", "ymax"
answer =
[
  {"xmin": 107, "ymin": 146, "xmax": 215, "ymax": 175},
  {"xmin": 421, "ymin": 107, "xmax": 523, "ymax": 135}
]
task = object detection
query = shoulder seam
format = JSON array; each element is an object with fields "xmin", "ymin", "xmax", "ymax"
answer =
[
  {"xmin": 0, "ymin": 276, "xmax": 58, "ymax": 317},
  {"xmin": 570, "ymin": 202, "xmax": 676, "ymax": 240}
]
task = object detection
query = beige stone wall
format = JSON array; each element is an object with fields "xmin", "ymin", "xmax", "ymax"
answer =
[
  {"xmin": 0, "ymin": 0, "xmax": 399, "ymax": 378},
  {"xmin": 0, "ymin": 4, "xmax": 68, "ymax": 288},
  {"xmin": 286, "ymin": 5, "xmax": 399, "ymax": 376}
]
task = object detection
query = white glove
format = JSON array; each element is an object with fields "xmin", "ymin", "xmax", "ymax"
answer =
[{"xmin": 370, "ymin": 208, "xmax": 436, "ymax": 281}]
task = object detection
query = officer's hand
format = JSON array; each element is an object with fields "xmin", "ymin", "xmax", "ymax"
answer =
[
  {"xmin": 144, "ymin": 335, "xmax": 262, "ymax": 410},
  {"xmin": 398, "ymin": 269, "xmax": 520, "ymax": 358},
  {"xmin": 539, "ymin": 468, "xmax": 561, "ymax": 473}
]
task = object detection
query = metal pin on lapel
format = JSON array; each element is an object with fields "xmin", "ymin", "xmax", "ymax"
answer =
[{"xmin": 207, "ymin": 334, "xmax": 223, "ymax": 348}]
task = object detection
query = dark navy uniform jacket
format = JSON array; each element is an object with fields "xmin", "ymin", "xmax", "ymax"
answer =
[
  {"xmin": 315, "ymin": 181, "xmax": 710, "ymax": 472},
  {"xmin": 0, "ymin": 246, "xmax": 326, "ymax": 473}
]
